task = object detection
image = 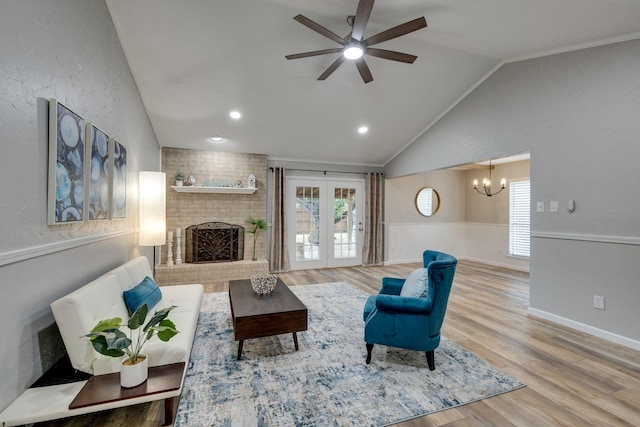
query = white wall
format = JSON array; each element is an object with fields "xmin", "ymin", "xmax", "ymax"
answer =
[
  {"xmin": 386, "ymin": 39, "xmax": 640, "ymax": 347},
  {"xmin": 0, "ymin": 0, "xmax": 160, "ymax": 410}
]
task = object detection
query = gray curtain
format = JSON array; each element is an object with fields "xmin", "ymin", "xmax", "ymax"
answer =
[
  {"xmin": 363, "ymin": 172, "xmax": 383, "ymax": 265},
  {"xmin": 269, "ymin": 167, "xmax": 290, "ymax": 272}
]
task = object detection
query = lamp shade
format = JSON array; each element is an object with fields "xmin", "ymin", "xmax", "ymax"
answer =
[{"xmin": 139, "ymin": 171, "xmax": 166, "ymax": 246}]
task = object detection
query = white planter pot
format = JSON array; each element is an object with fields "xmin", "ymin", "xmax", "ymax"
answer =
[
  {"xmin": 120, "ymin": 354, "xmax": 148, "ymax": 388},
  {"xmin": 176, "ymin": 180, "xmax": 184, "ymax": 187}
]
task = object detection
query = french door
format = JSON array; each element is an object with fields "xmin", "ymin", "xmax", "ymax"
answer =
[{"xmin": 287, "ymin": 177, "xmax": 364, "ymax": 270}]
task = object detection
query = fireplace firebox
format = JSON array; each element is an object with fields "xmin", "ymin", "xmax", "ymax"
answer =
[{"xmin": 185, "ymin": 222, "xmax": 244, "ymax": 263}]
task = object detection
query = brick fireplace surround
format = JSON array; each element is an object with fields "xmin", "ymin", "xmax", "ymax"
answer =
[{"xmin": 155, "ymin": 149, "xmax": 269, "ymax": 287}]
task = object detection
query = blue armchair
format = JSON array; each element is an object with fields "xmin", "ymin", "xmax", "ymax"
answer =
[{"xmin": 363, "ymin": 250, "xmax": 457, "ymax": 370}]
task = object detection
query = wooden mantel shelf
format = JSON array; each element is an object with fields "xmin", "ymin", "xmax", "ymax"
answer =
[{"xmin": 171, "ymin": 186, "xmax": 257, "ymax": 194}]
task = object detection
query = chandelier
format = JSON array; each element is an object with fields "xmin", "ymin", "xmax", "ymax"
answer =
[{"xmin": 473, "ymin": 161, "xmax": 506, "ymax": 197}]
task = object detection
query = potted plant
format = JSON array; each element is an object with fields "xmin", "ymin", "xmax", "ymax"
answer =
[
  {"xmin": 174, "ymin": 171, "xmax": 185, "ymax": 186},
  {"xmin": 84, "ymin": 304, "xmax": 178, "ymax": 388},
  {"xmin": 246, "ymin": 217, "xmax": 267, "ymax": 261}
]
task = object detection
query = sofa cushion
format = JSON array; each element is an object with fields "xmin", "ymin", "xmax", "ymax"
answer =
[
  {"xmin": 400, "ymin": 268, "xmax": 429, "ymax": 298},
  {"xmin": 50, "ymin": 274, "xmax": 130, "ymax": 374},
  {"xmin": 123, "ymin": 276, "xmax": 162, "ymax": 315}
]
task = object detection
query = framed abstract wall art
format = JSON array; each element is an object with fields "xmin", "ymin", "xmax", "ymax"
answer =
[
  {"xmin": 85, "ymin": 123, "xmax": 110, "ymax": 220},
  {"xmin": 48, "ymin": 99, "xmax": 86, "ymax": 224},
  {"xmin": 110, "ymin": 139, "xmax": 127, "ymax": 219}
]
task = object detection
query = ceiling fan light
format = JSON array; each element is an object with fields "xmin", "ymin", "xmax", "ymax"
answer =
[{"xmin": 343, "ymin": 45, "xmax": 364, "ymax": 60}]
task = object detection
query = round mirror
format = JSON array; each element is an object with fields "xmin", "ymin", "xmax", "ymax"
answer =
[{"xmin": 415, "ymin": 187, "xmax": 441, "ymax": 217}]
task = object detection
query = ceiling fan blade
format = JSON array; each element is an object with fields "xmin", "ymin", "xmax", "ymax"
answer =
[
  {"xmin": 365, "ymin": 48, "xmax": 417, "ymax": 63},
  {"xmin": 286, "ymin": 48, "xmax": 344, "ymax": 60},
  {"xmin": 355, "ymin": 58, "xmax": 373, "ymax": 84},
  {"xmin": 318, "ymin": 56, "xmax": 346, "ymax": 80},
  {"xmin": 293, "ymin": 14, "xmax": 346, "ymax": 46},
  {"xmin": 364, "ymin": 17, "xmax": 427, "ymax": 46},
  {"xmin": 351, "ymin": 0, "xmax": 375, "ymax": 41}
]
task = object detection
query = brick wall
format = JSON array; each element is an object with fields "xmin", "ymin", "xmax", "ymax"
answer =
[{"xmin": 161, "ymin": 148, "xmax": 267, "ymax": 266}]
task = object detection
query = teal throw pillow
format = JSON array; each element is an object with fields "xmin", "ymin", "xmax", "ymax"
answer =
[
  {"xmin": 400, "ymin": 268, "xmax": 429, "ymax": 298},
  {"xmin": 123, "ymin": 276, "xmax": 162, "ymax": 315}
]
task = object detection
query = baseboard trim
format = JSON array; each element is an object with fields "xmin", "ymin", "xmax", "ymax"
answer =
[
  {"xmin": 0, "ymin": 229, "xmax": 135, "ymax": 267},
  {"xmin": 384, "ymin": 258, "xmax": 422, "ymax": 266},
  {"xmin": 527, "ymin": 307, "xmax": 640, "ymax": 351}
]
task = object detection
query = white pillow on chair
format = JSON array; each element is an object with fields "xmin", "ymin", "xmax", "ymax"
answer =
[{"xmin": 400, "ymin": 268, "xmax": 429, "ymax": 298}]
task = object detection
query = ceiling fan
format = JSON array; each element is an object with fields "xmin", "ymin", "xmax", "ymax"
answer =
[{"xmin": 285, "ymin": 0, "xmax": 427, "ymax": 84}]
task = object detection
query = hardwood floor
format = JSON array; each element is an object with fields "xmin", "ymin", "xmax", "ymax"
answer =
[{"xmin": 37, "ymin": 260, "xmax": 640, "ymax": 426}]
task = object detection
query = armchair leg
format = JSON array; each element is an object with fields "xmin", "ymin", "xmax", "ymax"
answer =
[
  {"xmin": 366, "ymin": 343, "xmax": 374, "ymax": 364},
  {"xmin": 426, "ymin": 350, "xmax": 435, "ymax": 371}
]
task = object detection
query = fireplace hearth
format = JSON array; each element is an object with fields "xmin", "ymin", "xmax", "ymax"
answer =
[{"xmin": 185, "ymin": 222, "xmax": 244, "ymax": 263}]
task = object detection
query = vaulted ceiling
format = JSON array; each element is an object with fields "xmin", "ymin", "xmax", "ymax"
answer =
[{"xmin": 106, "ymin": 0, "xmax": 640, "ymax": 166}]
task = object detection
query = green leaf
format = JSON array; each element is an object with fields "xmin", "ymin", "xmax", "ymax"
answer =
[
  {"xmin": 87, "ymin": 329, "xmax": 130, "ymax": 357},
  {"xmin": 89, "ymin": 335, "xmax": 125, "ymax": 357},
  {"xmin": 156, "ymin": 319, "xmax": 179, "ymax": 342},
  {"xmin": 143, "ymin": 305, "xmax": 176, "ymax": 332},
  {"xmin": 88, "ymin": 318, "xmax": 122, "ymax": 333},
  {"xmin": 128, "ymin": 303, "xmax": 148, "ymax": 330}
]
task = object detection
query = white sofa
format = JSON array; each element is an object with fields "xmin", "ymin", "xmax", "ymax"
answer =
[{"xmin": 51, "ymin": 256, "xmax": 203, "ymax": 376}]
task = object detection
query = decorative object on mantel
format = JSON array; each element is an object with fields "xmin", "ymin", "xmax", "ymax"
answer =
[
  {"xmin": 187, "ymin": 175, "xmax": 196, "ymax": 186},
  {"xmin": 246, "ymin": 217, "xmax": 267, "ymax": 261},
  {"xmin": 234, "ymin": 180, "xmax": 242, "ymax": 188},
  {"xmin": 250, "ymin": 273, "xmax": 277, "ymax": 295},
  {"xmin": 248, "ymin": 174, "xmax": 256, "ymax": 189},
  {"xmin": 473, "ymin": 160, "xmax": 506, "ymax": 197},
  {"xmin": 83, "ymin": 302, "xmax": 178, "ymax": 388},
  {"xmin": 166, "ymin": 231, "xmax": 174, "ymax": 267},
  {"xmin": 175, "ymin": 228, "xmax": 183, "ymax": 265},
  {"xmin": 174, "ymin": 171, "xmax": 185, "ymax": 187}
]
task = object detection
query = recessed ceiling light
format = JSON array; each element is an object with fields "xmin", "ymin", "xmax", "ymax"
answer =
[
  {"xmin": 229, "ymin": 111, "xmax": 242, "ymax": 119},
  {"xmin": 358, "ymin": 126, "xmax": 368, "ymax": 134},
  {"xmin": 210, "ymin": 135, "xmax": 224, "ymax": 142}
]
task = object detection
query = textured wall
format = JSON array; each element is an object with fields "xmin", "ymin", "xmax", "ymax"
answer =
[{"xmin": 0, "ymin": 0, "xmax": 160, "ymax": 411}]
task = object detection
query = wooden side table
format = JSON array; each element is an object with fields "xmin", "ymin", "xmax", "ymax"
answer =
[{"xmin": 69, "ymin": 362, "xmax": 185, "ymax": 425}]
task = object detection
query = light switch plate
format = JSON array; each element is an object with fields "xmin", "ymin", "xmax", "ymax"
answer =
[
  {"xmin": 536, "ymin": 201, "xmax": 545, "ymax": 213},
  {"xmin": 550, "ymin": 201, "xmax": 559, "ymax": 212}
]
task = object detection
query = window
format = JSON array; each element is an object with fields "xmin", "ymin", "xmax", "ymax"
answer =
[{"xmin": 509, "ymin": 180, "xmax": 530, "ymax": 257}]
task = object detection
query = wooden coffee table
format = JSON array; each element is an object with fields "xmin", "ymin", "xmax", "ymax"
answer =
[{"xmin": 229, "ymin": 278, "xmax": 308, "ymax": 360}]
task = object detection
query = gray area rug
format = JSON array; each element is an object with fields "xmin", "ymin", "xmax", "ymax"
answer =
[{"xmin": 175, "ymin": 282, "xmax": 525, "ymax": 426}]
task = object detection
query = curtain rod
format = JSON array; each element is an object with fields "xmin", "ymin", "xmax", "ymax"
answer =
[{"xmin": 269, "ymin": 167, "xmax": 382, "ymax": 176}]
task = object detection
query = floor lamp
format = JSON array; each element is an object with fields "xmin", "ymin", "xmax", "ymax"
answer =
[{"xmin": 139, "ymin": 171, "xmax": 166, "ymax": 270}]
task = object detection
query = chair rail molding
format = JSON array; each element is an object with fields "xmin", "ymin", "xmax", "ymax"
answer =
[
  {"xmin": 531, "ymin": 230, "xmax": 640, "ymax": 246},
  {"xmin": 0, "ymin": 229, "xmax": 135, "ymax": 267}
]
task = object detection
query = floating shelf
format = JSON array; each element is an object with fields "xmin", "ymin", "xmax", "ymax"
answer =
[{"xmin": 171, "ymin": 186, "xmax": 257, "ymax": 194}]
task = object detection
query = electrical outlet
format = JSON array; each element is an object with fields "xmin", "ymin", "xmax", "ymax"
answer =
[
  {"xmin": 536, "ymin": 201, "xmax": 545, "ymax": 213},
  {"xmin": 550, "ymin": 201, "xmax": 559, "ymax": 212},
  {"xmin": 593, "ymin": 295, "xmax": 605, "ymax": 310}
]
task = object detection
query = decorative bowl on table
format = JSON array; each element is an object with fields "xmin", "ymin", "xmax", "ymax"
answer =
[{"xmin": 251, "ymin": 274, "xmax": 277, "ymax": 295}]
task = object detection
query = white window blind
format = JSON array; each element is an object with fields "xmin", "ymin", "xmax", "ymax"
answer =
[{"xmin": 509, "ymin": 180, "xmax": 530, "ymax": 257}]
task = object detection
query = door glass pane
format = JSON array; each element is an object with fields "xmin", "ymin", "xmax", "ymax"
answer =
[
  {"xmin": 295, "ymin": 186, "xmax": 320, "ymax": 261},
  {"xmin": 333, "ymin": 187, "xmax": 357, "ymax": 259}
]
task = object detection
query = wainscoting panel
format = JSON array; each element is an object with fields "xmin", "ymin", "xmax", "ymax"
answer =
[
  {"xmin": 385, "ymin": 222, "xmax": 465, "ymax": 264},
  {"xmin": 465, "ymin": 223, "xmax": 529, "ymax": 272}
]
